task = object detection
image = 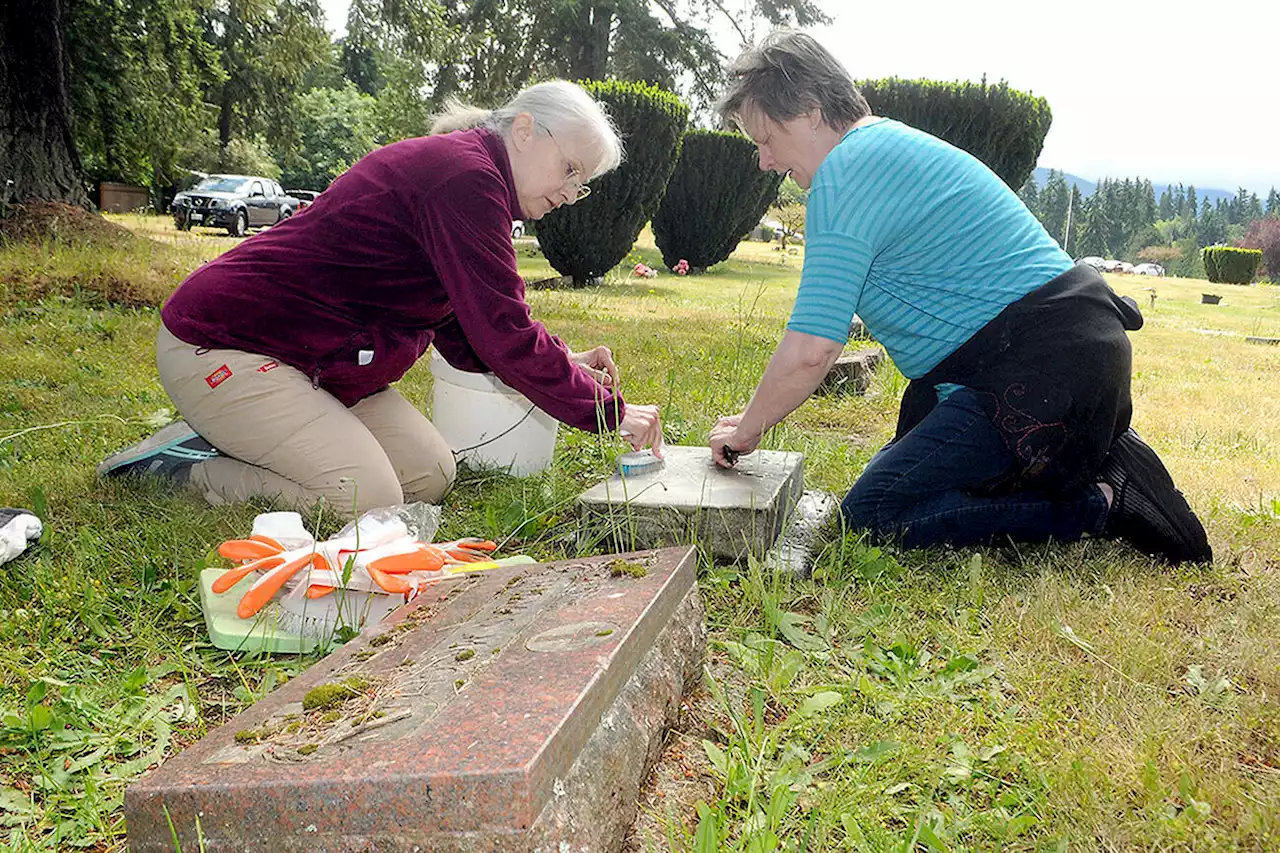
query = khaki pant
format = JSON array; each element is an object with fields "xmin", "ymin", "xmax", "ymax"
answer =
[{"xmin": 155, "ymin": 324, "xmax": 456, "ymax": 514}]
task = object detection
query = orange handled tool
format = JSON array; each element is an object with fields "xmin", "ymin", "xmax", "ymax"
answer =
[
  {"xmin": 238, "ymin": 552, "xmax": 328, "ymax": 618},
  {"xmin": 212, "ymin": 554, "xmax": 286, "ymax": 593},
  {"xmin": 435, "ymin": 538, "xmax": 498, "ymax": 563},
  {"xmin": 366, "ymin": 564, "xmax": 412, "ymax": 595},
  {"xmin": 366, "ymin": 546, "xmax": 446, "ymax": 575},
  {"xmin": 217, "ymin": 538, "xmax": 284, "ymax": 562}
]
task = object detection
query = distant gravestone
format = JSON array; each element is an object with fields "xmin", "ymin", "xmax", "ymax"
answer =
[
  {"xmin": 125, "ymin": 548, "xmax": 705, "ymax": 853},
  {"xmin": 816, "ymin": 348, "xmax": 884, "ymax": 396},
  {"xmin": 849, "ymin": 315, "xmax": 874, "ymax": 341},
  {"xmin": 578, "ymin": 445, "xmax": 804, "ymax": 562}
]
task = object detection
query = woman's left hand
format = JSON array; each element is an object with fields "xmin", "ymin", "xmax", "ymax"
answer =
[{"xmin": 569, "ymin": 346, "xmax": 619, "ymax": 387}]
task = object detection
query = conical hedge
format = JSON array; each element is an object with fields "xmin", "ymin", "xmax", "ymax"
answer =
[
  {"xmin": 537, "ymin": 80, "xmax": 688, "ymax": 286},
  {"xmin": 651, "ymin": 130, "xmax": 782, "ymax": 273}
]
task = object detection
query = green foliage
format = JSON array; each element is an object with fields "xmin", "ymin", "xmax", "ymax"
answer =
[
  {"xmin": 1037, "ymin": 170, "xmax": 1070, "ymax": 247},
  {"xmin": 651, "ymin": 130, "xmax": 782, "ymax": 272},
  {"xmin": 537, "ymin": 81, "xmax": 688, "ymax": 285},
  {"xmin": 1202, "ymin": 246, "xmax": 1261, "ymax": 284},
  {"xmin": 1172, "ymin": 237, "xmax": 1205, "ymax": 278},
  {"xmin": 180, "ymin": 130, "xmax": 281, "ymax": 180},
  {"xmin": 279, "ymin": 84, "xmax": 378, "ymax": 190},
  {"xmin": 1017, "ymin": 175, "xmax": 1040, "ymax": 218},
  {"xmin": 776, "ymin": 176, "xmax": 807, "ymax": 207},
  {"xmin": 857, "ymin": 77, "xmax": 1051, "ymax": 189},
  {"xmin": 66, "ymin": 0, "xmax": 222, "ymax": 190},
  {"xmin": 199, "ymin": 0, "xmax": 332, "ymax": 158}
]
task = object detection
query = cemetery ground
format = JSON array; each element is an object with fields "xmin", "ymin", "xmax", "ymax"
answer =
[{"xmin": 1, "ymin": 212, "xmax": 1279, "ymax": 852}]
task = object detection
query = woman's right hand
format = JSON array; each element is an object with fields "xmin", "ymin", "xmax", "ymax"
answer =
[{"xmin": 620, "ymin": 404, "xmax": 663, "ymax": 457}]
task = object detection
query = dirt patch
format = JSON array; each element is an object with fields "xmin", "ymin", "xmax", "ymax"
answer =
[
  {"xmin": 623, "ymin": 687, "xmax": 719, "ymax": 852},
  {"xmin": 0, "ymin": 202, "xmax": 136, "ymax": 247},
  {"xmin": 0, "ymin": 202, "xmax": 185, "ymax": 308}
]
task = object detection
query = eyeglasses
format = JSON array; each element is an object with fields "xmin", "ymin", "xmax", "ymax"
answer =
[{"xmin": 542, "ymin": 126, "xmax": 592, "ymax": 202}]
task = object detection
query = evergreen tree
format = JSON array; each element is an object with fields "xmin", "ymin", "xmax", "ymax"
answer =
[
  {"xmin": 1141, "ymin": 179, "xmax": 1156, "ymax": 227},
  {"xmin": 1230, "ymin": 187, "xmax": 1251, "ymax": 225},
  {"xmin": 1267, "ymin": 187, "xmax": 1280, "ymax": 218},
  {"xmin": 1158, "ymin": 188, "xmax": 1174, "ymax": 220},
  {"xmin": 1198, "ymin": 198, "xmax": 1227, "ymax": 246},
  {"xmin": 345, "ymin": 0, "xmax": 828, "ymax": 119},
  {"xmin": 1, "ymin": 0, "xmax": 90, "ymax": 204},
  {"xmin": 67, "ymin": 0, "xmax": 219, "ymax": 193},
  {"xmin": 1172, "ymin": 183, "xmax": 1186, "ymax": 217},
  {"xmin": 201, "ymin": 0, "xmax": 331, "ymax": 162},
  {"xmin": 1038, "ymin": 169, "xmax": 1070, "ymax": 247},
  {"xmin": 1076, "ymin": 197, "xmax": 1109, "ymax": 258},
  {"xmin": 1017, "ymin": 176, "xmax": 1040, "ymax": 218},
  {"xmin": 1186, "ymin": 185, "xmax": 1198, "ymax": 220},
  {"xmin": 1247, "ymin": 192, "xmax": 1264, "ymax": 223}
]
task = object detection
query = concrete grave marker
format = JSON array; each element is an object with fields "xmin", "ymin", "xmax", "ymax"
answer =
[
  {"xmin": 816, "ymin": 348, "xmax": 884, "ymax": 396},
  {"xmin": 125, "ymin": 547, "xmax": 704, "ymax": 853},
  {"xmin": 577, "ymin": 445, "xmax": 804, "ymax": 561}
]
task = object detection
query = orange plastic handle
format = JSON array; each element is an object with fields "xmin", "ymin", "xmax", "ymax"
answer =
[
  {"xmin": 367, "ymin": 564, "xmax": 411, "ymax": 594},
  {"xmin": 250, "ymin": 534, "xmax": 286, "ymax": 551},
  {"xmin": 212, "ymin": 554, "xmax": 285, "ymax": 594},
  {"xmin": 439, "ymin": 539, "xmax": 497, "ymax": 552},
  {"xmin": 367, "ymin": 547, "xmax": 446, "ymax": 575},
  {"xmin": 237, "ymin": 553, "xmax": 322, "ymax": 618},
  {"xmin": 217, "ymin": 539, "xmax": 283, "ymax": 561}
]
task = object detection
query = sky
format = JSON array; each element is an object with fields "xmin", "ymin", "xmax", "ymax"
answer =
[{"xmin": 315, "ymin": 0, "xmax": 1279, "ymax": 195}]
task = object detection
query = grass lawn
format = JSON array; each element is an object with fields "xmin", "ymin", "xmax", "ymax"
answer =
[{"xmin": 1, "ymin": 214, "xmax": 1278, "ymax": 851}]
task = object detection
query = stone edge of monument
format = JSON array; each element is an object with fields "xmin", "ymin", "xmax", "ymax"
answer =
[{"xmin": 124, "ymin": 547, "xmax": 701, "ymax": 852}]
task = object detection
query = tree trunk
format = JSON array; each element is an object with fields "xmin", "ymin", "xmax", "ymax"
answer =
[
  {"xmin": 219, "ymin": 86, "xmax": 233, "ymax": 152},
  {"xmin": 569, "ymin": 2, "xmax": 612, "ymax": 81},
  {"xmin": 0, "ymin": 0, "xmax": 89, "ymax": 206}
]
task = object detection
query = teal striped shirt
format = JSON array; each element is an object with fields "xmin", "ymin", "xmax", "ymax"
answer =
[{"xmin": 789, "ymin": 119, "xmax": 1073, "ymax": 379}]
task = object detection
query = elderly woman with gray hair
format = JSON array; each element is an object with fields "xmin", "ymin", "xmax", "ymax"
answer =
[
  {"xmin": 100, "ymin": 80, "xmax": 663, "ymax": 513},
  {"xmin": 708, "ymin": 31, "xmax": 1210, "ymax": 565}
]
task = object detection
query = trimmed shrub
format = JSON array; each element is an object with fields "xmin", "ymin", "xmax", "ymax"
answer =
[
  {"xmin": 1202, "ymin": 246, "xmax": 1262, "ymax": 284},
  {"xmin": 856, "ymin": 77, "xmax": 1051, "ymax": 189},
  {"xmin": 651, "ymin": 130, "xmax": 783, "ymax": 272},
  {"xmin": 537, "ymin": 81, "xmax": 688, "ymax": 285}
]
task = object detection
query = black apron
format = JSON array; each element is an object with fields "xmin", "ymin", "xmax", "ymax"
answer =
[{"xmin": 894, "ymin": 264, "xmax": 1144, "ymax": 495}]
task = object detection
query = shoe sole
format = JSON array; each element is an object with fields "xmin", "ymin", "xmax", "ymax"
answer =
[
  {"xmin": 1109, "ymin": 431, "xmax": 1211, "ymax": 564},
  {"xmin": 97, "ymin": 420, "xmax": 213, "ymax": 477}
]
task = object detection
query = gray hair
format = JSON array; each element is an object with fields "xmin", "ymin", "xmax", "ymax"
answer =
[
  {"xmin": 429, "ymin": 81, "xmax": 624, "ymax": 179},
  {"xmin": 717, "ymin": 30, "xmax": 870, "ymax": 131}
]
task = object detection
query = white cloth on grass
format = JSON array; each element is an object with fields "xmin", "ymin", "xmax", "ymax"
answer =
[{"xmin": 0, "ymin": 508, "xmax": 41, "ymax": 566}]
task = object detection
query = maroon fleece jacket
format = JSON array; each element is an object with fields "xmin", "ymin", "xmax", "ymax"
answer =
[{"xmin": 160, "ymin": 128, "xmax": 624, "ymax": 432}]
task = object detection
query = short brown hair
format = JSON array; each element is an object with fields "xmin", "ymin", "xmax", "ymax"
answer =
[{"xmin": 717, "ymin": 30, "xmax": 870, "ymax": 131}]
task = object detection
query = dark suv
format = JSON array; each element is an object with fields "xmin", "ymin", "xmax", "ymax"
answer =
[{"xmin": 172, "ymin": 175, "xmax": 299, "ymax": 237}]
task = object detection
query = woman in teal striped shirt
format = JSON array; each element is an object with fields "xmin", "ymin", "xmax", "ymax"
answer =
[{"xmin": 707, "ymin": 30, "xmax": 1210, "ymax": 565}]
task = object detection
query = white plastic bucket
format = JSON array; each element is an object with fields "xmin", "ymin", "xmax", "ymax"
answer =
[{"xmin": 429, "ymin": 353, "xmax": 559, "ymax": 476}]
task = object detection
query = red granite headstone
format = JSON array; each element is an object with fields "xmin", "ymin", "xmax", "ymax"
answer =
[{"xmin": 125, "ymin": 547, "xmax": 703, "ymax": 852}]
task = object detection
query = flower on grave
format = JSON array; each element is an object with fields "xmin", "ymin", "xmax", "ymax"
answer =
[
  {"xmin": 674, "ymin": 258, "xmax": 690, "ymax": 275},
  {"xmin": 633, "ymin": 262, "xmax": 657, "ymax": 279}
]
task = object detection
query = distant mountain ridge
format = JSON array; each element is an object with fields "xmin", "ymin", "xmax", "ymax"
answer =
[{"xmin": 1031, "ymin": 167, "xmax": 1238, "ymax": 205}]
